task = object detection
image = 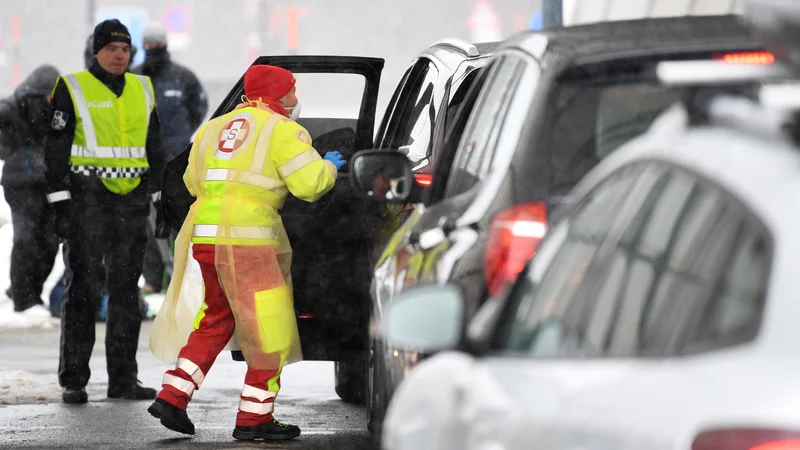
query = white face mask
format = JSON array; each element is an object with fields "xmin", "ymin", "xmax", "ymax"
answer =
[{"xmin": 286, "ymin": 101, "xmax": 301, "ymax": 121}]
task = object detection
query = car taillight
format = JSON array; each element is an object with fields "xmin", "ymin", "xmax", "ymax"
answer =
[
  {"xmin": 484, "ymin": 202, "xmax": 548, "ymax": 297},
  {"xmin": 414, "ymin": 173, "xmax": 433, "ymax": 186},
  {"xmin": 692, "ymin": 428, "xmax": 800, "ymax": 450},
  {"xmin": 713, "ymin": 51, "xmax": 776, "ymax": 65}
]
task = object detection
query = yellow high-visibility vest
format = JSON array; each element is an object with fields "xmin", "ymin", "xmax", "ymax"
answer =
[{"xmin": 62, "ymin": 70, "xmax": 155, "ymax": 194}]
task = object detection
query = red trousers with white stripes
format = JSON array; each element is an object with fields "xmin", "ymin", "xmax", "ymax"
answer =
[{"xmin": 157, "ymin": 244, "xmax": 281, "ymax": 427}]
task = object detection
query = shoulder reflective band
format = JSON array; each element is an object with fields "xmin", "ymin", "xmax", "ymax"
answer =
[
  {"xmin": 192, "ymin": 224, "xmax": 279, "ymax": 240},
  {"xmin": 176, "ymin": 358, "xmax": 205, "ymax": 387},
  {"xmin": 134, "ymin": 75, "xmax": 154, "ymax": 126},
  {"xmin": 238, "ymin": 399, "xmax": 275, "ymax": 415},
  {"xmin": 63, "ymin": 74, "xmax": 97, "ymax": 147},
  {"xmin": 162, "ymin": 373, "xmax": 196, "ymax": 397},
  {"xmin": 47, "ymin": 191, "xmax": 71, "ymax": 203},
  {"xmin": 241, "ymin": 384, "xmax": 277, "ymax": 402},
  {"xmin": 277, "ymin": 149, "xmax": 321, "ymax": 179},
  {"xmin": 249, "ymin": 114, "xmax": 284, "ymax": 174}
]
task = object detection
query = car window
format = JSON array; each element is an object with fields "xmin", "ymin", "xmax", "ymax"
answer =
[
  {"xmin": 585, "ymin": 169, "xmax": 737, "ymax": 357},
  {"xmin": 686, "ymin": 223, "xmax": 770, "ymax": 348},
  {"xmin": 445, "ymin": 56, "xmax": 524, "ymax": 197},
  {"xmin": 376, "ymin": 58, "xmax": 439, "ymax": 163},
  {"xmin": 493, "ymin": 167, "xmax": 644, "ymax": 358},
  {"xmin": 545, "ymin": 82, "xmax": 684, "ymax": 198},
  {"xmin": 374, "ymin": 66, "xmax": 411, "ymax": 148},
  {"xmin": 425, "ymin": 65, "xmax": 493, "ymax": 205}
]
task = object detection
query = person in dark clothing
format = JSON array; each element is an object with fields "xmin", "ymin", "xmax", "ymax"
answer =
[
  {"xmin": 132, "ymin": 22, "xmax": 208, "ymax": 294},
  {"xmin": 0, "ymin": 64, "xmax": 61, "ymax": 316},
  {"xmin": 45, "ymin": 19, "xmax": 164, "ymax": 404}
]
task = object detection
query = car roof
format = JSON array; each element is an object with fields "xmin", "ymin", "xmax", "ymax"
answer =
[{"xmin": 506, "ymin": 15, "xmax": 761, "ymax": 64}]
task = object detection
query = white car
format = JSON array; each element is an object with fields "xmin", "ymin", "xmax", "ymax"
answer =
[{"xmin": 378, "ymin": 69, "xmax": 800, "ymax": 450}]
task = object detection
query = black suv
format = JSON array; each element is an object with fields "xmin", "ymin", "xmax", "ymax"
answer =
[{"xmin": 348, "ymin": 14, "xmax": 773, "ymax": 440}]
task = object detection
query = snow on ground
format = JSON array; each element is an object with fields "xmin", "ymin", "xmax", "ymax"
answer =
[{"xmin": 0, "ymin": 370, "xmax": 62, "ymax": 405}]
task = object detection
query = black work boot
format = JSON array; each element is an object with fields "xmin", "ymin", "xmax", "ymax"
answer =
[
  {"xmin": 148, "ymin": 398, "xmax": 195, "ymax": 435},
  {"xmin": 62, "ymin": 387, "xmax": 88, "ymax": 404},
  {"xmin": 108, "ymin": 381, "xmax": 157, "ymax": 400},
  {"xmin": 233, "ymin": 419, "xmax": 301, "ymax": 441}
]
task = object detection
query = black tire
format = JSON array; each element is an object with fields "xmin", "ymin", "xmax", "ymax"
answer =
[{"xmin": 335, "ymin": 353, "xmax": 367, "ymax": 405}]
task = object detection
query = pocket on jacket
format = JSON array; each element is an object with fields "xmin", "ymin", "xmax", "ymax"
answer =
[{"xmin": 253, "ymin": 284, "xmax": 296, "ymax": 356}]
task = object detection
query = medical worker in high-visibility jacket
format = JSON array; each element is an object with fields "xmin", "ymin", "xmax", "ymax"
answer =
[{"xmin": 147, "ymin": 64, "xmax": 346, "ymax": 441}]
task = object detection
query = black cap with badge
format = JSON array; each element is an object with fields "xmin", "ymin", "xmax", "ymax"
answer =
[{"xmin": 93, "ymin": 19, "xmax": 132, "ymax": 55}]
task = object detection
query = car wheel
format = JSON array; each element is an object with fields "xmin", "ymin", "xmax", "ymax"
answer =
[{"xmin": 335, "ymin": 353, "xmax": 367, "ymax": 405}]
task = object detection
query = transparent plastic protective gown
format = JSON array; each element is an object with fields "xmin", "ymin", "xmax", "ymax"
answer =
[{"xmin": 150, "ymin": 99, "xmax": 337, "ymax": 371}]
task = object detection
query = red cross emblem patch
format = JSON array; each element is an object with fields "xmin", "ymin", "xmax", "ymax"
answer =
[{"xmin": 216, "ymin": 117, "xmax": 251, "ymax": 159}]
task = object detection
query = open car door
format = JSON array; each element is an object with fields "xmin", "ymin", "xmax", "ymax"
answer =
[{"xmin": 160, "ymin": 56, "xmax": 386, "ymax": 368}]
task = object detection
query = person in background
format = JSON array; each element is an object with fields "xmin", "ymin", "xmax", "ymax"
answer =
[
  {"xmin": 133, "ymin": 21, "xmax": 208, "ymax": 296},
  {"xmin": 45, "ymin": 19, "xmax": 163, "ymax": 404},
  {"xmin": 0, "ymin": 64, "xmax": 61, "ymax": 317}
]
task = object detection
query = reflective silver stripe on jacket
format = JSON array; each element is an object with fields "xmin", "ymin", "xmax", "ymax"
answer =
[
  {"xmin": 205, "ymin": 168, "xmax": 286, "ymax": 191},
  {"xmin": 192, "ymin": 224, "xmax": 279, "ymax": 240},
  {"xmin": 71, "ymin": 145, "xmax": 147, "ymax": 159}
]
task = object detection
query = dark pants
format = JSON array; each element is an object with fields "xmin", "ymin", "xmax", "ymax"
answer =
[
  {"xmin": 58, "ymin": 180, "xmax": 149, "ymax": 389},
  {"xmin": 142, "ymin": 233, "xmax": 167, "ymax": 291},
  {"xmin": 4, "ymin": 185, "xmax": 60, "ymax": 312}
]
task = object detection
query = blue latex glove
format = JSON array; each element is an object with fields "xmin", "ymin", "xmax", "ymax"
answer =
[{"xmin": 323, "ymin": 151, "xmax": 347, "ymax": 170}]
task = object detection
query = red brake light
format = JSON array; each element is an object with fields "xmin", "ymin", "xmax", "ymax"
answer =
[
  {"xmin": 414, "ymin": 173, "xmax": 433, "ymax": 186},
  {"xmin": 713, "ymin": 51, "xmax": 776, "ymax": 65},
  {"xmin": 692, "ymin": 428, "xmax": 800, "ymax": 450},
  {"xmin": 484, "ymin": 202, "xmax": 548, "ymax": 297}
]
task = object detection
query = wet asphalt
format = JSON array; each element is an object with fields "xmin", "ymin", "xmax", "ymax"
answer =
[{"xmin": 0, "ymin": 321, "xmax": 371, "ymax": 449}]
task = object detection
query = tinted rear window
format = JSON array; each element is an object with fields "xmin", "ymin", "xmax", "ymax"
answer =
[{"xmin": 547, "ymin": 81, "xmax": 683, "ymax": 196}]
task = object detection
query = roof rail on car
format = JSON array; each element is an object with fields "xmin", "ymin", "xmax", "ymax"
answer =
[{"xmin": 431, "ymin": 38, "xmax": 480, "ymax": 57}]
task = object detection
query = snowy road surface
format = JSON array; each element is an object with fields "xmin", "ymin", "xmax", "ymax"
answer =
[{"xmin": 0, "ymin": 323, "xmax": 370, "ymax": 448}]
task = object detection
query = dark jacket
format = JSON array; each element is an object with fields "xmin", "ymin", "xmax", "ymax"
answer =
[
  {"xmin": 132, "ymin": 48, "xmax": 207, "ymax": 160},
  {"xmin": 0, "ymin": 64, "xmax": 60, "ymax": 188},
  {"xmin": 44, "ymin": 61, "xmax": 164, "ymax": 201}
]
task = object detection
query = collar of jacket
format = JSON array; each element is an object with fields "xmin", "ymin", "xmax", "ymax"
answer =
[
  {"xmin": 88, "ymin": 61, "xmax": 126, "ymax": 97},
  {"xmin": 235, "ymin": 98, "xmax": 287, "ymax": 117}
]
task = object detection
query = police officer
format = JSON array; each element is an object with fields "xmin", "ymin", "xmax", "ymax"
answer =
[{"xmin": 45, "ymin": 19, "xmax": 164, "ymax": 404}]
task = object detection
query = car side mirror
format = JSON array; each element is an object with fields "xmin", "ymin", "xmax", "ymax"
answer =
[
  {"xmin": 383, "ymin": 284, "xmax": 465, "ymax": 352},
  {"xmin": 349, "ymin": 149, "xmax": 414, "ymax": 203}
]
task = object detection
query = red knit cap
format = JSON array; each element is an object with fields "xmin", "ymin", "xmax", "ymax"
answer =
[{"xmin": 243, "ymin": 65, "xmax": 296, "ymax": 102}]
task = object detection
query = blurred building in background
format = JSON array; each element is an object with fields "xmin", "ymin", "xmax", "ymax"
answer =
[{"xmin": 0, "ymin": 0, "xmax": 543, "ymax": 122}]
